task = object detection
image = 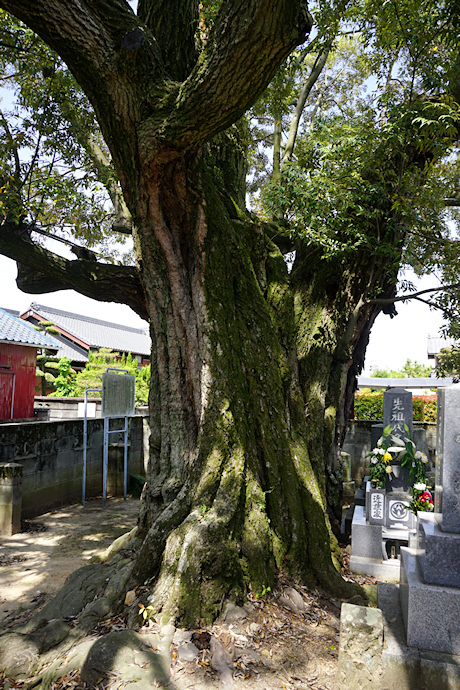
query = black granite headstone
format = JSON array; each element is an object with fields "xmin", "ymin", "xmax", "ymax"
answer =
[{"xmin": 383, "ymin": 387, "xmax": 413, "ymax": 440}]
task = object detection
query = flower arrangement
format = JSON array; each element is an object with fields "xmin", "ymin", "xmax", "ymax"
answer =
[
  {"xmin": 408, "ymin": 483, "xmax": 434, "ymax": 515},
  {"xmin": 367, "ymin": 424, "xmax": 428, "ymax": 489}
]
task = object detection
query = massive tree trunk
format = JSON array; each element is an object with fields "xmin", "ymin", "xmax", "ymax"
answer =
[
  {"xmin": 0, "ymin": 0, "xmax": 364, "ymax": 637},
  {"xmin": 124, "ymin": 140, "xmax": 356, "ymax": 626}
]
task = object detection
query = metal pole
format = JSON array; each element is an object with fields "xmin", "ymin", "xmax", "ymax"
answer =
[
  {"xmin": 103, "ymin": 416, "xmax": 109, "ymax": 507},
  {"xmin": 123, "ymin": 416, "xmax": 128, "ymax": 499},
  {"xmin": 83, "ymin": 392, "xmax": 88, "ymax": 506},
  {"xmin": 82, "ymin": 388, "xmax": 101, "ymax": 507}
]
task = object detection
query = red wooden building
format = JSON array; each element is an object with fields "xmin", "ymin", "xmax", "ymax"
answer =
[{"xmin": 0, "ymin": 308, "xmax": 58, "ymax": 420}]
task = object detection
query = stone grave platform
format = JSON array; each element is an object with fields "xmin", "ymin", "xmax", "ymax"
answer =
[
  {"xmin": 350, "ymin": 504, "xmax": 409, "ymax": 581},
  {"xmin": 350, "ymin": 387, "xmax": 418, "ymax": 580},
  {"xmin": 338, "ymin": 583, "xmax": 460, "ymax": 689},
  {"xmin": 399, "ymin": 384, "xmax": 460, "ymax": 655}
]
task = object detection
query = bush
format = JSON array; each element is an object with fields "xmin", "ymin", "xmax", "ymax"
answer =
[
  {"xmin": 354, "ymin": 391, "xmax": 437, "ymax": 423},
  {"xmin": 414, "ymin": 394, "xmax": 437, "ymax": 423},
  {"xmin": 354, "ymin": 390, "xmax": 383, "ymax": 420}
]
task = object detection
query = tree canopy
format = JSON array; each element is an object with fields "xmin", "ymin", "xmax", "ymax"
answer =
[
  {"xmin": 249, "ymin": 0, "xmax": 460, "ymax": 323},
  {"xmin": 1, "ymin": 1, "xmax": 460, "ymax": 684}
]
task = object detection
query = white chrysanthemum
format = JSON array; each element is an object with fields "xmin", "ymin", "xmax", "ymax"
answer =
[{"xmin": 414, "ymin": 483, "xmax": 426, "ymax": 491}]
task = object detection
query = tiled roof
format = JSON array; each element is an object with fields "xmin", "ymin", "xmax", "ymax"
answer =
[
  {"xmin": 49, "ymin": 335, "xmax": 89, "ymax": 364},
  {"xmin": 427, "ymin": 335, "xmax": 457, "ymax": 357},
  {"xmin": 0, "ymin": 308, "xmax": 59, "ymax": 349},
  {"xmin": 26, "ymin": 303, "xmax": 151, "ymax": 356}
]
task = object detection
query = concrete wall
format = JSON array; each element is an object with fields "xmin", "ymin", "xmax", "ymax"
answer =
[
  {"xmin": 0, "ymin": 413, "xmax": 149, "ymax": 519},
  {"xmin": 343, "ymin": 420, "xmax": 437, "ymax": 487},
  {"xmin": 34, "ymin": 396, "xmax": 149, "ymax": 421}
]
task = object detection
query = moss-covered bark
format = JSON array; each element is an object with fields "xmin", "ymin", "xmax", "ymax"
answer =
[
  {"xmin": 291, "ymin": 243, "xmax": 399, "ymax": 533},
  {"xmin": 127, "ymin": 149, "xmax": 358, "ymax": 626},
  {"xmin": 0, "ymin": 1, "xmax": 364, "ymax": 655}
]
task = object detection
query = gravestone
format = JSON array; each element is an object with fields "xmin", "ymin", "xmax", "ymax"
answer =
[
  {"xmin": 383, "ymin": 387, "xmax": 412, "ymax": 439},
  {"xmin": 400, "ymin": 383, "xmax": 460, "ymax": 654},
  {"xmin": 351, "ymin": 388, "xmax": 416, "ymax": 579},
  {"xmin": 383, "ymin": 388, "xmax": 413, "ymax": 494},
  {"xmin": 435, "ymin": 385, "xmax": 460, "ymax": 529}
]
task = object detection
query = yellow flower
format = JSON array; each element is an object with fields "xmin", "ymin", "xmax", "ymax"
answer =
[
  {"xmin": 382, "ymin": 452, "xmax": 392, "ymax": 463},
  {"xmin": 385, "ymin": 465, "xmax": 393, "ymax": 474}
]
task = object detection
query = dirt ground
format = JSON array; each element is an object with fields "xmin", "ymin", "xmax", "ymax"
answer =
[{"xmin": 0, "ymin": 497, "xmax": 374, "ymax": 689}]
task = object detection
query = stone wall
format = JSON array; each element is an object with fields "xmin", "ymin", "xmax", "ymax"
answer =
[
  {"xmin": 343, "ymin": 420, "xmax": 437, "ymax": 486},
  {"xmin": 0, "ymin": 413, "xmax": 149, "ymax": 519}
]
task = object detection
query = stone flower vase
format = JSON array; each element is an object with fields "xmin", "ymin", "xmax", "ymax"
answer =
[{"xmin": 385, "ymin": 463, "xmax": 411, "ymax": 493}]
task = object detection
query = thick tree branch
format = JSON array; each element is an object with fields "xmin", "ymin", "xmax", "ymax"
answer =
[
  {"xmin": 1, "ymin": 0, "xmax": 312, "ymax": 191},
  {"xmin": 445, "ymin": 197, "xmax": 460, "ymax": 206},
  {"xmin": 153, "ymin": 0, "xmax": 312, "ymax": 149},
  {"xmin": 0, "ymin": 223, "xmax": 147, "ymax": 320},
  {"xmin": 0, "ymin": 0, "xmax": 166, "ymax": 190},
  {"xmin": 137, "ymin": 0, "xmax": 198, "ymax": 81}
]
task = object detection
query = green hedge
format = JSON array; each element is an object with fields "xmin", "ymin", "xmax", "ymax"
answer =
[{"xmin": 354, "ymin": 390, "xmax": 437, "ymax": 423}]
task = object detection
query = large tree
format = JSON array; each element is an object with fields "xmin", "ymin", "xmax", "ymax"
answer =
[
  {"xmin": 1, "ymin": 1, "xmax": 460, "ymax": 679},
  {"xmin": 0, "ymin": 0, "xmax": 360, "ymax": 636}
]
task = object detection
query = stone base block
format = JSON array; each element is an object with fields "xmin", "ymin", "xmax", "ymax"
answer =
[
  {"xmin": 351, "ymin": 506, "xmax": 384, "ymax": 560},
  {"xmin": 378, "ymin": 582, "xmax": 460, "ymax": 690},
  {"xmin": 337, "ymin": 603, "xmax": 383, "ymax": 689},
  {"xmin": 418, "ymin": 512, "xmax": 460, "ymax": 587},
  {"xmin": 349, "ymin": 555, "xmax": 401, "ymax": 582},
  {"xmin": 400, "ymin": 547, "xmax": 460, "ymax": 655}
]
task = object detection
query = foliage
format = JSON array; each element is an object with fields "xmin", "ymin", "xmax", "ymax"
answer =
[
  {"xmin": 59, "ymin": 348, "xmax": 150, "ymax": 405},
  {"xmin": 436, "ymin": 346, "xmax": 460, "ymax": 381},
  {"xmin": 138, "ymin": 603, "xmax": 155, "ymax": 624},
  {"xmin": 412, "ymin": 395, "xmax": 437, "ymax": 423},
  {"xmin": 247, "ymin": 0, "xmax": 460, "ymax": 340},
  {"xmin": 33, "ymin": 320, "xmax": 76, "ymax": 395},
  {"xmin": 48, "ymin": 357, "xmax": 78, "ymax": 397},
  {"xmin": 260, "ymin": 96, "xmax": 459, "ymax": 261},
  {"xmin": 367, "ymin": 424, "xmax": 429, "ymax": 488},
  {"xmin": 354, "ymin": 390, "xmax": 436, "ymax": 422},
  {"xmin": 372, "ymin": 358, "xmax": 432, "ymax": 378},
  {"xmin": 354, "ymin": 390, "xmax": 384, "ymax": 419},
  {"xmin": 0, "ymin": 10, "xmax": 131, "ymax": 263}
]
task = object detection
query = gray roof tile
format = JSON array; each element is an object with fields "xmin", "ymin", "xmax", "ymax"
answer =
[
  {"xmin": 0, "ymin": 308, "xmax": 59, "ymax": 349},
  {"xmin": 427, "ymin": 335, "xmax": 457, "ymax": 356},
  {"xmin": 27, "ymin": 303, "xmax": 150, "ymax": 356}
]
